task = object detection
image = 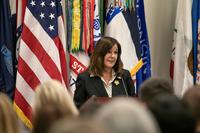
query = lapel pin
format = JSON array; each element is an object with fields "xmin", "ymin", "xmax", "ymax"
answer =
[{"xmin": 114, "ymin": 80, "xmax": 119, "ymax": 86}]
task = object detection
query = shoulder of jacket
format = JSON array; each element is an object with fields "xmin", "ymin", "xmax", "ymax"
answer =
[
  {"xmin": 122, "ymin": 69, "xmax": 129, "ymax": 74},
  {"xmin": 78, "ymin": 70, "xmax": 90, "ymax": 78}
]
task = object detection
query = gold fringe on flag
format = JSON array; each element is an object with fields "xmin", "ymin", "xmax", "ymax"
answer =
[{"xmin": 71, "ymin": 0, "xmax": 81, "ymax": 51}]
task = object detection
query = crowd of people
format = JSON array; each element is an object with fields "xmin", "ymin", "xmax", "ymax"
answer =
[
  {"xmin": 1, "ymin": 37, "xmax": 199, "ymax": 133},
  {"xmin": 1, "ymin": 77, "xmax": 199, "ymax": 133}
]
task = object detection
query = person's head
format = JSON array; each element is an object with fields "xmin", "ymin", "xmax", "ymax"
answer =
[
  {"xmin": 33, "ymin": 103, "xmax": 75, "ymax": 133},
  {"xmin": 139, "ymin": 77, "xmax": 174, "ymax": 104},
  {"xmin": 94, "ymin": 97, "xmax": 160, "ymax": 133},
  {"xmin": 148, "ymin": 94, "xmax": 195, "ymax": 133},
  {"xmin": 49, "ymin": 118, "xmax": 109, "ymax": 133},
  {"xmin": 33, "ymin": 80, "xmax": 79, "ymax": 116},
  {"xmin": 89, "ymin": 36, "xmax": 123, "ymax": 76},
  {"xmin": 79, "ymin": 95, "xmax": 105, "ymax": 118},
  {"xmin": 182, "ymin": 85, "xmax": 200, "ymax": 133},
  {"xmin": 0, "ymin": 93, "xmax": 20, "ymax": 133},
  {"xmin": 33, "ymin": 80, "xmax": 79, "ymax": 133}
]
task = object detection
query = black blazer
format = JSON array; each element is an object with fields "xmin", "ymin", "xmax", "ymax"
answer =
[{"xmin": 74, "ymin": 69, "xmax": 135, "ymax": 108}]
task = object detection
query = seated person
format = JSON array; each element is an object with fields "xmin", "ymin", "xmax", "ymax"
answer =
[
  {"xmin": 94, "ymin": 97, "xmax": 160, "ymax": 133},
  {"xmin": 148, "ymin": 94, "xmax": 195, "ymax": 133},
  {"xmin": 32, "ymin": 80, "xmax": 79, "ymax": 133},
  {"xmin": 138, "ymin": 77, "xmax": 174, "ymax": 104},
  {"xmin": 182, "ymin": 85, "xmax": 200, "ymax": 133}
]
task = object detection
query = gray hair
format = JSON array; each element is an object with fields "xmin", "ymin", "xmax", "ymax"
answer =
[{"xmin": 94, "ymin": 97, "xmax": 160, "ymax": 133}]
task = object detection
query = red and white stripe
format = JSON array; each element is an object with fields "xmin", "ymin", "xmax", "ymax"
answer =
[
  {"xmin": 16, "ymin": 0, "xmax": 27, "ymax": 59},
  {"xmin": 69, "ymin": 52, "xmax": 89, "ymax": 94}
]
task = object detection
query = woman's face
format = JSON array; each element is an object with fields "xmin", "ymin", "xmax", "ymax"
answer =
[{"xmin": 103, "ymin": 44, "xmax": 118, "ymax": 71}]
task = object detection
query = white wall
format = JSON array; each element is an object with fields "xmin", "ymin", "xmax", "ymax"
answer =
[{"xmin": 144, "ymin": 0, "xmax": 178, "ymax": 81}]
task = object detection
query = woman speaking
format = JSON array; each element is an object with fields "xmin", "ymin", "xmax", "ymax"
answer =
[{"xmin": 74, "ymin": 37, "xmax": 135, "ymax": 108}]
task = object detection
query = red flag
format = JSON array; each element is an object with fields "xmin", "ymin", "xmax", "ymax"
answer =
[
  {"xmin": 14, "ymin": 0, "xmax": 68, "ymax": 128},
  {"xmin": 69, "ymin": 52, "xmax": 89, "ymax": 94}
]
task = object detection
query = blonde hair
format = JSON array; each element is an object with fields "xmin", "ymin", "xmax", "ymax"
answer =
[
  {"xmin": 0, "ymin": 93, "xmax": 20, "ymax": 133},
  {"xmin": 33, "ymin": 80, "xmax": 79, "ymax": 117}
]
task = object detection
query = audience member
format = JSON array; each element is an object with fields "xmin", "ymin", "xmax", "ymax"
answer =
[
  {"xmin": 182, "ymin": 85, "xmax": 200, "ymax": 133},
  {"xmin": 0, "ymin": 92, "xmax": 20, "ymax": 133},
  {"xmin": 139, "ymin": 77, "xmax": 174, "ymax": 104},
  {"xmin": 32, "ymin": 80, "xmax": 79, "ymax": 133},
  {"xmin": 94, "ymin": 97, "xmax": 160, "ymax": 133},
  {"xmin": 79, "ymin": 95, "xmax": 105, "ymax": 118},
  {"xmin": 49, "ymin": 118, "xmax": 109, "ymax": 133},
  {"xmin": 148, "ymin": 94, "xmax": 195, "ymax": 133}
]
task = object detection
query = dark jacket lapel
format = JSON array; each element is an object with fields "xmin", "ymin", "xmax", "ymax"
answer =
[
  {"xmin": 112, "ymin": 77, "xmax": 126, "ymax": 96},
  {"xmin": 90, "ymin": 76, "xmax": 108, "ymax": 97}
]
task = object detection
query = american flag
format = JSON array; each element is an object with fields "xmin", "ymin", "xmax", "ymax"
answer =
[{"xmin": 14, "ymin": 0, "xmax": 68, "ymax": 128}]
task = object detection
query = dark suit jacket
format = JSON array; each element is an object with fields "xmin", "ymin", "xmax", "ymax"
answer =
[{"xmin": 74, "ymin": 69, "xmax": 135, "ymax": 108}]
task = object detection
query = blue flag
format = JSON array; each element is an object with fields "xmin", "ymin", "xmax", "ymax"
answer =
[
  {"xmin": 105, "ymin": 5, "xmax": 143, "ymax": 95},
  {"xmin": 192, "ymin": 0, "xmax": 200, "ymax": 84},
  {"xmin": 135, "ymin": 0, "xmax": 151, "ymax": 93},
  {"xmin": 0, "ymin": 0, "xmax": 16, "ymax": 99}
]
